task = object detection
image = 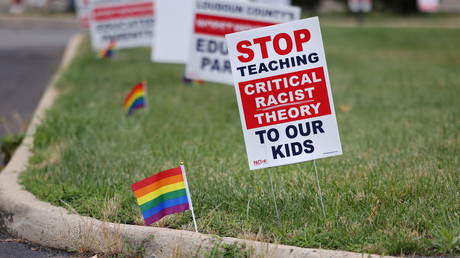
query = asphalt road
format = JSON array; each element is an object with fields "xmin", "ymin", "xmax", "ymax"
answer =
[
  {"xmin": 0, "ymin": 16, "xmax": 80, "ymax": 258},
  {"xmin": 0, "ymin": 17, "xmax": 79, "ymax": 137},
  {"xmin": 0, "ymin": 232, "xmax": 73, "ymax": 258}
]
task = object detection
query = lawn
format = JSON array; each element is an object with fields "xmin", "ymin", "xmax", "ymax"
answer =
[{"xmin": 21, "ymin": 26, "xmax": 460, "ymax": 256}]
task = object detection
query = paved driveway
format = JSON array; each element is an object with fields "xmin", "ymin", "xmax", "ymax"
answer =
[
  {"xmin": 0, "ymin": 15, "xmax": 80, "ymax": 257},
  {"xmin": 0, "ymin": 16, "xmax": 79, "ymax": 137}
]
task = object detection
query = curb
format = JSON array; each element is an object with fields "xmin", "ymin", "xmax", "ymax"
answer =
[{"xmin": 0, "ymin": 34, "xmax": 391, "ymax": 258}]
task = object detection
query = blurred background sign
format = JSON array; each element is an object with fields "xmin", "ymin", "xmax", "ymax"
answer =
[
  {"xmin": 75, "ymin": 0, "xmax": 89, "ymax": 28},
  {"xmin": 152, "ymin": 0, "xmax": 194, "ymax": 64},
  {"xmin": 417, "ymin": 0, "xmax": 439, "ymax": 13},
  {"xmin": 89, "ymin": 0, "xmax": 154, "ymax": 50},
  {"xmin": 348, "ymin": 0, "xmax": 371, "ymax": 13},
  {"xmin": 251, "ymin": 0, "xmax": 291, "ymax": 6}
]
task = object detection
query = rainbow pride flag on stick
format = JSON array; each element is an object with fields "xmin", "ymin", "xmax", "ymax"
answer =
[
  {"xmin": 182, "ymin": 75, "xmax": 204, "ymax": 86},
  {"xmin": 124, "ymin": 81, "xmax": 147, "ymax": 115},
  {"xmin": 131, "ymin": 165, "xmax": 198, "ymax": 231},
  {"xmin": 98, "ymin": 40, "xmax": 116, "ymax": 59}
]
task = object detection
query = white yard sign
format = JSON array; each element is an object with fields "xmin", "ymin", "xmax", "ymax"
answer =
[
  {"xmin": 226, "ymin": 17, "xmax": 342, "ymax": 170},
  {"xmin": 75, "ymin": 0, "xmax": 90, "ymax": 28},
  {"xmin": 89, "ymin": 0, "xmax": 154, "ymax": 50},
  {"xmin": 250, "ymin": 0, "xmax": 291, "ymax": 6},
  {"xmin": 185, "ymin": 0, "xmax": 300, "ymax": 85},
  {"xmin": 348, "ymin": 0, "xmax": 372, "ymax": 13},
  {"xmin": 151, "ymin": 0, "xmax": 195, "ymax": 64},
  {"xmin": 417, "ymin": 0, "xmax": 439, "ymax": 12},
  {"xmin": 152, "ymin": 0, "xmax": 251, "ymax": 64}
]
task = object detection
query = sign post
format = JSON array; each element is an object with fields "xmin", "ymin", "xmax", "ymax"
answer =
[
  {"xmin": 226, "ymin": 17, "xmax": 342, "ymax": 219},
  {"xmin": 313, "ymin": 160, "xmax": 326, "ymax": 218}
]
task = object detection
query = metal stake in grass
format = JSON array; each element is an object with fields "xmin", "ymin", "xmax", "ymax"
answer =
[
  {"xmin": 143, "ymin": 80, "xmax": 149, "ymax": 111},
  {"xmin": 313, "ymin": 160, "xmax": 326, "ymax": 219},
  {"xmin": 268, "ymin": 171, "xmax": 280, "ymax": 222},
  {"xmin": 246, "ymin": 198, "xmax": 251, "ymax": 220},
  {"xmin": 180, "ymin": 161, "xmax": 199, "ymax": 233}
]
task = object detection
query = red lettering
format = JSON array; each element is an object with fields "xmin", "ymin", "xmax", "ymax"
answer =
[
  {"xmin": 293, "ymin": 29, "xmax": 311, "ymax": 52},
  {"xmin": 253, "ymin": 36, "xmax": 271, "ymax": 59},
  {"xmin": 237, "ymin": 40, "xmax": 254, "ymax": 63},
  {"xmin": 235, "ymin": 29, "xmax": 312, "ymax": 61},
  {"xmin": 273, "ymin": 33, "xmax": 293, "ymax": 56}
]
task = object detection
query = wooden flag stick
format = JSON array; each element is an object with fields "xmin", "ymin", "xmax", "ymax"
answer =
[
  {"xmin": 313, "ymin": 160, "xmax": 326, "ymax": 219},
  {"xmin": 268, "ymin": 171, "xmax": 280, "ymax": 222},
  {"xmin": 180, "ymin": 162, "xmax": 198, "ymax": 233}
]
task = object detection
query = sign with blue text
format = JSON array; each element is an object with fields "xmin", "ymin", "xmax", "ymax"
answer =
[
  {"xmin": 185, "ymin": 0, "xmax": 300, "ymax": 85},
  {"xmin": 152, "ymin": 0, "xmax": 251, "ymax": 64},
  {"xmin": 226, "ymin": 17, "xmax": 342, "ymax": 170}
]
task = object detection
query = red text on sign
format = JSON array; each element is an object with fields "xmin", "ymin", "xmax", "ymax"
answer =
[
  {"xmin": 238, "ymin": 67, "xmax": 331, "ymax": 129},
  {"xmin": 194, "ymin": 13, "xmax": 275, "ymax": 37},
  {"xmin": 93, "ymin": 2, "xmax": 154, "ymax": 21},
  {"xmin": 237, "ymin": 29, "xmax": 311, "ymax": 63}
]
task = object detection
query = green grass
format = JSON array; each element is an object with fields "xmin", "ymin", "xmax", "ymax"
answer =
[
  {"xmin": 21, "ymin": 26, "xmax": 460, "ymax": 256},
  {"xmin": 1, "ymin": 134, "xmax": 23, "ymax": 165}
]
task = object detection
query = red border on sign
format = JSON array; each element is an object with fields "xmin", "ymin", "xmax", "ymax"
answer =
[
  {"xmin": 238, "ymin": 67, "xmax": 332, "ymax": 129},
  {"xmin": 194, "ymin": 13, "xmax": 275, "ymax": 37},
  {"xmin": 93, "ymin": 2, "xmax": 154, "ymax": 21}
]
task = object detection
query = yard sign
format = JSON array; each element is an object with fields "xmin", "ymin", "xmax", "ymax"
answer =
[
  {"xmin": 417, "ymin": 0, "xmax": 439, "ymax": 12},
  {"xmin": 75, "ymin": 0, "xmax": 90, "ymax": 28},
  {"xmin": 251, "ymin": 0, "xmax": 291, "ymax": 6},
  {"xmin": 89, "ymin": 0, "xmax": 154, "ymax": 50},
  {"xmin": 185, "ymin": 0, "xmax": 300, "ymax": 85},
  {"xmin": 348, "ymin": 0, "xmax": 372, "ymax": 13},
  {"xmin": 152, "ymin": 0, "xmax": 251, "ymax": 64},
  {"xmin": 152, "ymin": 0, "xmax": 195, "ymax": 63},
  {"xmin": 226, "ymin": 17, "xmax": 342, "ymax": 170}
]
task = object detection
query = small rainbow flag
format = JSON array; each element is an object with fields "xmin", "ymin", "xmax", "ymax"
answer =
[
  {"xmin": 98, "ymin": 40, "xmax": 116, "ymax": 59},
  {"xmin": 182, "ymin": 75, "xmax": 204, "ymax": 86},
  {"xmin": 124, "ymin": 81, "xmax": 147, "ymax": 115},
  {"xmin": 131, "ymin": 166, "xmax": 197, "ymax": 229}
]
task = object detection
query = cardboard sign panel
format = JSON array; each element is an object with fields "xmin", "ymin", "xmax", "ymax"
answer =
[
  {"xmin": 226, "ymin": 17, "xmax": 342, "ymax": 170},
  {"xmin": 152, "ymin": 0, "xmax": 252, "ymax": 64},
  {"xmin": 417, "ymin": 0, "xmax": 439, "ymax": 12},
  {"xmin": 348, "ymin": 0, "xmax": 372, "ymax": 13},
  {"xmin": 75, "ymin": 0, "xmax": 90, "ymax": 28},
  {"xmin": 151, "ymin": 0, "xmax": 194, "ymax": 64},
  {"xmin": 185, "ymin": 0, "xmax": 300, "ymax": 85},
  {"xmin": 250, "ymin": 0, "xmax": 291, "ymax": 6},
  {"xmin": 89, "ymin": 0, "xmax": 155, "ymax": 50}
]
